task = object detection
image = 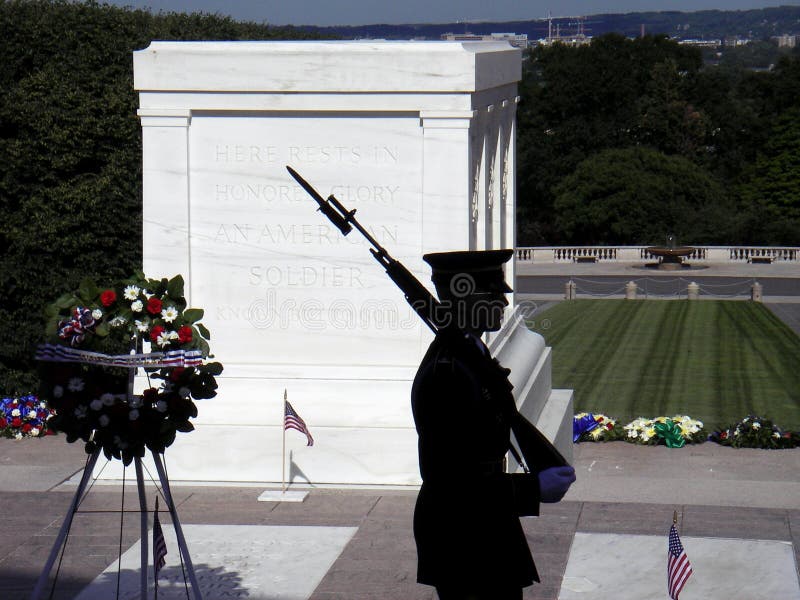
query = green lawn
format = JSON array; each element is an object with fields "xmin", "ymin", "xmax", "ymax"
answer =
[{"xmin": 527, "ymin": 300, "xmax": 800, "ymax": 430}]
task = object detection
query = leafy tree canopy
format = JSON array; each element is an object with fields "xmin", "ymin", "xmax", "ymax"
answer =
[
  {"xmin": 552, "ymin": 146, "xmax": 730, "ymax": 246},
  {"xmin": 737, "ymin": 107, "xmax": 800, "ymax": 245},
  {"xmin": 0, "ymin": 0, "xmax": 324, "ymax": 394}
]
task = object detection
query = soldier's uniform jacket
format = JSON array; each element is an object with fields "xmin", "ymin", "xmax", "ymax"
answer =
[{"xmin": 411, "ymin": 331, "xmax": 541, "ymax": 589}]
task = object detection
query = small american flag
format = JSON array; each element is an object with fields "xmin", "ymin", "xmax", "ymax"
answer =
[
  {"xmin": 284, "ymin": 399, "xmax": 314, "ymax": 446},
  {"xmin": 668, "ymin": 523, "xmax": 693, "ymax": 599},
  {"xmin": 153, "ymin": 497, "xmax": 168, "ymax": 583}
]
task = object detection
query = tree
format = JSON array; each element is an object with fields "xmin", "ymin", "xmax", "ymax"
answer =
[
  {"xmin": 552, "ymin": 147, "xmax": 731, "ymax": 245},
  {"xmin": 636, "ymin": 59, "xmax": 709, "ymax": 157},
  {"xmin": 0, "ymin": 0, "xmax": 324, "ymax": 394},
  {"xmin": 737, "ymin": 107, "xmax": 800, "ymax": 244},
  {"xmin": 516, "ymin": 34, "xmax": 704, "ymax": 244}
]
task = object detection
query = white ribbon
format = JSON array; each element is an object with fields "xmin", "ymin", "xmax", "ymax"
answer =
[{"xmin": 36, "ymin": 344, "xmax": 204, "ymax": 368}]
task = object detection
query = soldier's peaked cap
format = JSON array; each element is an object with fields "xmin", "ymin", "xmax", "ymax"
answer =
[{"xmin": 423, "ymin": 249, "xmax": 513, "ymax": 293}]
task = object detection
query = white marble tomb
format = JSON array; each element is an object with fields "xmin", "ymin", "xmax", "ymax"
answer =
[{"xmin": 107, "ymin": 41, "xmax": 572, "ymax": 485}]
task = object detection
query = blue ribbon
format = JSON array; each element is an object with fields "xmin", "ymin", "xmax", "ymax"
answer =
[{"xmin": 573, "ymin": 413, "xmax": 600, "ymax": 442}]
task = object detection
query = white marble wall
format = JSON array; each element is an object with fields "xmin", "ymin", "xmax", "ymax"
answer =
[{"xmin": 121, "ymin": 41, "xmax": 568, "ymax": 485}]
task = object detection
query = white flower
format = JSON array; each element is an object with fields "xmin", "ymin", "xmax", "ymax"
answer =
[
  {"xmin": 14, "ymin": 432, "xmax": 22, "ymax": 440},
  {"xmin": 109, "ymin": 316, "xmax": 126, "ymax": 328},
  {"xmin": 161, "ymin": 306, "xmax": 179, "ymax": 323},
  {"xmin": 27, "ymin": 409, "xmax": 37, "ymax": 419},
  {"xmin": 169, "ymin": 330, "xmax": 179, "ymax": 340},
  {"xmin": 155, "ymin": 400, "xmax": 168, "ymax": 413},
  {"xmin": 74, "ymin": 406, "xmax": 87, "ymax": 419},
  {"xmin": 100, "ymin": 393, "xmax": 115, "ymax": 406},
  {"xmin": 30, "ymin": 427, "xmax": 40, "ymax": 437},
  {"xmin": 124, "ymin": 285, "xmax": 140, "ymax": 300},
  {"xmin": 128, "ymin": 409, "xmax": 140, "ymax": 421},
  {"xmin": 142, "ymin": 289, "xmax": 153, "ymax": 299},
  {"xmin": 773, "ymin": 431, "xmax": 781, "ymax": 438},
  {"xmin": 98, "ymin": 415, "xmax": 110, "ymax": 427},
  {"xmin": 68, "ymin": 377, "xmax": 84, "ymax": 392},
  {"xmin": 131, "ymin": 300, "xmax": 144, "ymax": 313},
  {"xmin": 156, "ymin": 333, "xmax": 172, "ymax": 348},
  {"xmin": 752, "ymin": 422, "xmax": 761, "ymax": 429},
  {"xmin": 92, "ymin": 309, "xmax": 103, "ymax": 320},
  {"xmin": 11, "ymin": 408, "xmax": 20, "ymax": 417},
  {"xmin": 134, "ymin": 319, "xmax": 148, "ymax": 332},
  {"xmin": 38, "ymin": 401, "xmax": 47, "ymax": 408},
  {"xmin": 90, "ymin": 398, "xmax": 103, "ymax": 411}
]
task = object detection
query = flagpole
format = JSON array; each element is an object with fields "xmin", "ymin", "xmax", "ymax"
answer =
[
  {"xmin": 134, "ymin": 457, "xmax": 148, "ymax": 600},
  {"xmin": 154, "ymin": 497, "xmax": 159, "ymax": 600},
  {"xmin": 282, "ymin": 388, "xmax": 287, "ymax": 494}
]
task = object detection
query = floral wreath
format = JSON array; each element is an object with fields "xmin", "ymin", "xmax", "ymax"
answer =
[{"xmin": 37, "ymin": 273, "xmax": 223, "ymax": 464}]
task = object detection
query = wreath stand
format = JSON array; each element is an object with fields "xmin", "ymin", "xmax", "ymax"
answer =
[
  {"xmin": 31, "ymin": 448, "xmax": 202, "ymax": 600},
  {"xmin": 31, "ymin": 357, "xmax": 204, "ymax": 600}
]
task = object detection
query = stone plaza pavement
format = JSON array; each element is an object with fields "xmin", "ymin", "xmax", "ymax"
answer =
[
  {"xmin": 5, "ymin": 260, "xmax": 800, "ymax": 599},
  {"xmin": 1, "ymin": 435, "xmax": 798, "ymax": 599}
]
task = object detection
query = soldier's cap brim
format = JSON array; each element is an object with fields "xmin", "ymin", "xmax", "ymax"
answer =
[{"xmin": 423, "ymin": 249, "xmax": 513, "ymax": 293}]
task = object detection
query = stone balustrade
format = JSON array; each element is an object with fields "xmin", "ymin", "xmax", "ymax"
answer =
[{"xmin": 517, "ymin": 246, "xmax": 800, "ymax": 263}]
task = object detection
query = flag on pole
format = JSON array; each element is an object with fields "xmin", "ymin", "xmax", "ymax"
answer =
[
  {"xmin": 668, "ymin": 523, "xmax": 693, "ymax": 599},
  {"xmin": 153, "ymin": 497, "xmax": 168, "ymax": 582},
  {"xmin": 284, "ymin": 400, "xmax": 314, "ymax": 446}
]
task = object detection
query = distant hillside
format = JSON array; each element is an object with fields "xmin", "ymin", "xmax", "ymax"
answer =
[{"xmin": 299, "ymin": 5, "xmax": 800, "ymax": 41}]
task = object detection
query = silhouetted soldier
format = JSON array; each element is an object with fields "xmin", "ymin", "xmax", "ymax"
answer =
[{"xmin": 411, "ymin": 249, "xmax": 576, "ymax": 600}]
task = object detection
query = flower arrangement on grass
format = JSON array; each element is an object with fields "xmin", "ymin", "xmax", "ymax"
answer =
[
  {"xmin": 574, "ymin": 413, "xmax": 706, "ymax": 446},
  {"xmin": 622, "ymin": 415, "xmax": 706, "ymax": 447},
  {"xmin": 709, "ymin": 415, "xmax": 798, "ymax": 449},
  {"xmin": 573, "ymin": 412, "xmax": 625, "ymax": 442},
  {"xmin": 38, "ymin": 273, "xmax": 223, "ymax": 464},
  {"xmin": 1, "ymin": 395, "xmax": 54, "ymax": 439}
]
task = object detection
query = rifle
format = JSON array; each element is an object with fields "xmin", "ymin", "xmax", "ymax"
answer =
[{"xmin": 286, "ymin": 165, "xmax": 567, "ymax": 472}]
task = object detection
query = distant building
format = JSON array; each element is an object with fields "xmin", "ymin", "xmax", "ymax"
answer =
[
  {"xmin": 774, "ymin": 34, "xmax": 798, "ymax": 48},
  {"xmin": 440, "ymin": 32, "xmax": 529, "ymax": 48},
  {"xmin": 540, "ymin": 35, "xmax": 591, "ymax": 47},
  {"xmin": 723, "ymin": 36, "xmax": 751, "ymax": 47},
  {"xmin": 678, "ymin": 38, "xmax": 722, "ymax": 48}
]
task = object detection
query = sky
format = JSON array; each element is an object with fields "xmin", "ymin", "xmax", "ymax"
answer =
[{"xmin": 101, "ymin": 1, "xmax": 800, "ymax": 27}]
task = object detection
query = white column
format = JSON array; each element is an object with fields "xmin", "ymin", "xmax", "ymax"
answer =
[
  {"xmin": 488, "ymin": 104, "xmax": 503, "ymax": 251},
  {"xmin": 505, "ymin": 98, "xmax": 519, "ymax": 298},
  {"xmin": 420, "ymin": 111, "xmax": 475, "ymax": 254},
  {"xmin": 139, "ymin": 108, "xmax": 192, "ymax": 302}
]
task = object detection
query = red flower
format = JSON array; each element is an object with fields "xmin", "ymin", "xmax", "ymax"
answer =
[
  {"xmin": 147, "ymin": 297, "xmax": 163, "ymax": 315},
  {"xmin": 0, "ymin": 417, "xmax": 7, "ymax": 428},
  {"xmin": 720, "ymin": 431, "xmax": 728, "ymax": 439},
  {"xmin": 149, "ymin": 325, "xmax": 165, "ymax": 343},
  {"xmin": 22, "ymin": 423, "xmax": 32, "ymax": 433},
  {"xmin": 100, "ymin": 290, "xmax": 117, "ymax": 307},
  {"xmin": 178, "ymin": 325, "xmax": 193, "ymax": 344},
  {"xmin": 11, "ymin": 417, "xmax": 22, "ymax": 428},
  {"xmin": 606, "ymin": 423, "xmax": 614, "ymax": 430}
]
